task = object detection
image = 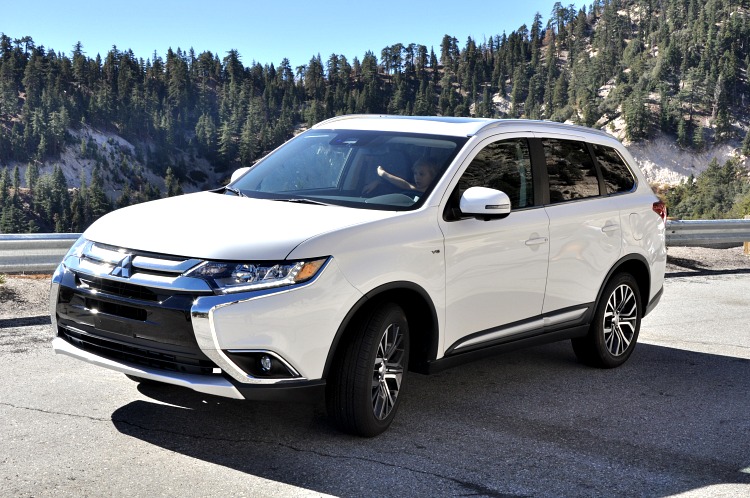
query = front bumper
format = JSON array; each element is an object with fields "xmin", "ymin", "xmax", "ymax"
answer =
[
  {"xmin": 50, "ymin": 245, "xmax": 360, "ymax": 401},
  {"xmin": 52, "ymin": 335, "xmax": 244, "ymax": 398}
]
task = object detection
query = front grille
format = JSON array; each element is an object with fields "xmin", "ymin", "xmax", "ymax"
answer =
[
  {"xmin": 71, "ymin": 241, "xmax": 207, "ymax": 299},
  {"xmin": 84, "ymin": 297, "xmax": 147, "ymax": 321},
  {"xmin": 59, "ymin": 325, "xmax": 218, "ymax": 375},
  {"xmin": 55, "ymin": 242, "xmax": 218, "ymax": 376},
  {"xmin": 78, "ymin": 274, "xmax": 159, "ymax": 302}
]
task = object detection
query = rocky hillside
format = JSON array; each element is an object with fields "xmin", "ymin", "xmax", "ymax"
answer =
[{"xmin": 2, "ymin": 0, "xmax": 750, "ymax": 232}]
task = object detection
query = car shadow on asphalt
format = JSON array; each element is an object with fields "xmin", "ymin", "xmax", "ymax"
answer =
[
  {"xmin": 666, "ymin": 254, "xmax": 750, "ymax": 278},
  {"xmin": 111, "ymin": 342, "xmax": 750, "ymax": 497},
  {"xmin": 0, "ymin": 315, "xmax": 51, "ymax": 328},
  {"xmin": 666, "ymin": 267, "xmax": 750, "ymax": 278}
]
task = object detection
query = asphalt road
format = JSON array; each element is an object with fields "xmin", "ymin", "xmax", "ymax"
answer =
[{"xmin": 1, "ymin": 272, "xmax": 749, "ymax": 497}]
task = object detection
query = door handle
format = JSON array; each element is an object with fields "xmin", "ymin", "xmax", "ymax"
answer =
[
  {"xmin": 525, "ymin": 237, "xmax": 548, "ymax": 246},
  {"xmin": 601, "ymin": 224, "xmax": 619, "ymax": 233}
]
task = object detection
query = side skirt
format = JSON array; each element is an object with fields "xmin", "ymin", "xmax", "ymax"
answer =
[{"xmin": 414, "ymin": 305, "xmax": 593, "ymax": 375}]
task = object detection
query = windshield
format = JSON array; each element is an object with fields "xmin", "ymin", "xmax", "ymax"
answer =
[{"xmin": 230, "ymin": 129, "xmax": 467, "ymax": 210}]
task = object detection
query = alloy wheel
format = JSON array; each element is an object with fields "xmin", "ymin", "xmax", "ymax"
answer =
[
  {"xmin": 603, "ymin": 284, "xmax": 638, "ymax": 357},
  {"xmin": 371, "ymin": 322, "xmax": 405, "ymax": 420}
]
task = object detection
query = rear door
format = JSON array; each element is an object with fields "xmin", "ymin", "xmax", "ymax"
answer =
[{"xmin": 537, "ymin": 136, "xmax": 623, "ymax": 314}]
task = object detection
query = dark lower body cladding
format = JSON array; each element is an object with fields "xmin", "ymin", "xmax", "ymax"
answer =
[{"xmin": 55, "ymin": 269, "xmax": 218, "ymax": 375}]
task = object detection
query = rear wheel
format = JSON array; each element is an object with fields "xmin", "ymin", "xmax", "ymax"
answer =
[
  {"xmin": 572, "ymin": 273, "xmax": 642, "ymax": 368},
  {"xmin": 326, "ymin": 303, "xmax": 409, "ymax": 437}
]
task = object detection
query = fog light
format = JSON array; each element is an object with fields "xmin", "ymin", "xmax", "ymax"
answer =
[
  {"xmin": 260, "ymin": 355, "xmax": 272, "ymax": 372},
  {"xmin": 223, "ymin": 350, "xmax": 302, "ymax": 379}
]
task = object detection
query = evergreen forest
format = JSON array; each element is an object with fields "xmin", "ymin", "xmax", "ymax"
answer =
[{"xmin": 2, "ymin": 0, "xmax": 750, "ymax": 233}]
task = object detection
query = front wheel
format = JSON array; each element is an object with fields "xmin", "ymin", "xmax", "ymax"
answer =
[
  {"xmin": 572, "ymin": 273, "xmax": 642, "ymax": 368},
  {"xmin": 326, "ymin": 303, "xmax": 409, "ymax": 437}
]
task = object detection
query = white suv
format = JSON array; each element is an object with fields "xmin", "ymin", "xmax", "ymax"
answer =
[{"xmin": 50, "ymin": 116, "xmax": 667, "ymax": 436}]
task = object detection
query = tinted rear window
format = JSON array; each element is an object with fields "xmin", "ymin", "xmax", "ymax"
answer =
[
  {"xmin": 592, "ymin": 144, "xmax": 636, "ymax": 194},
  {"xmin": 542, "ymin": 138, "xmax": 600, "ymax": 203}
]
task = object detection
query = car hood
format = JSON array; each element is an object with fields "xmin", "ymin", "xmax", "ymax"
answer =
[{"xmin": 83, "ymin": 191, "xmax": 397, "ymax": 260}]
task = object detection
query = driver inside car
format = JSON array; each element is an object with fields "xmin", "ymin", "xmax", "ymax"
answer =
[{"xmin": 364, "ymin": 158, "xmax": 438, "ymax": 194}]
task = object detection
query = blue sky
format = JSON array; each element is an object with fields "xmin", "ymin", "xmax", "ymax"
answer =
[{"xmin": 2, "ymin": 0, "xmax": 584, "ymax": 68}]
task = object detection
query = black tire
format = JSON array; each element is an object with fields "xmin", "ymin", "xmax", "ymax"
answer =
[
  {"xmin": 572, "ymin": 273, "xmax": 642, "ymax": 368},
  {"xmin": 326, "ymin": 302, "xmax": 409, "ymax": 437}
]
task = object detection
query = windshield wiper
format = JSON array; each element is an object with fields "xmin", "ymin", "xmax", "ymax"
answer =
[
  {"xmin": 223, "ymin": 186, "xmax": 247, "ymax": 197},
  {"xmin": 273, "ymin": 198, "xmax": 330, "ymax": 206}
]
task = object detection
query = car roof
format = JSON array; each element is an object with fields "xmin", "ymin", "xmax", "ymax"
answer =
[{"xmin": 314, "ymin": 114, "xmax": 614, "ymax": 142}]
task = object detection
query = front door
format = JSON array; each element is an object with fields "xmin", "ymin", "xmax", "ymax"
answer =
[{"xmin": 439, "ymin": 136, "xmax": 550, "ymax": 353}]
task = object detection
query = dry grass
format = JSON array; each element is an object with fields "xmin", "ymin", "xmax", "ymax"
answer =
[{"xmin": 6, "ymin": 273, "xmax": 52, "ymax": 280}]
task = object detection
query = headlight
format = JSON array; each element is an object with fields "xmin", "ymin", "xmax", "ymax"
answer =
[{"xmin": 184, "ymin": 257, "xmax": 328, "ymax": 294}]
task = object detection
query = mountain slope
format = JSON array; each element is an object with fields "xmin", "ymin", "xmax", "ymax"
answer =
[{"xmin": 1, "ymin": 0, "xmax": 749, "ymax": 232}]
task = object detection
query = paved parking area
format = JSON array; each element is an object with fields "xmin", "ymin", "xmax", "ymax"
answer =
[{"xmin": 1, "ymin": 273, "xmax": 749, "ymax": 497}]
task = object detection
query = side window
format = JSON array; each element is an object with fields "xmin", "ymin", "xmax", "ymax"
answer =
[
  {"xmin": 592, "ymin": 144, "xmax": 636, "ymax": 194},
  {"xmin": 542, "ymin": 138, "xmax": 600, "ymax": 203},
  {"xmin": 458, "ymin": 138, "xmax": 534, "ymax": 209}
]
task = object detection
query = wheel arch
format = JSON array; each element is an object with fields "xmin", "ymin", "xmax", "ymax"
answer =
[
  {"xmin": 323, "ymin": 281, "xmax": 439, "ymax": 378},
  {"xmin": 596, "ymin": 254, "xmax": 651, "ymax": 313}
]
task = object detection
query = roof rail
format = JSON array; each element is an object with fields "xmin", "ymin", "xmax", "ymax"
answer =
[
  {"xmin": 313, "ymin": 115, "xmax": 615, "ymax": 140},
  {"xmin": 473, "ymin": 118, "xmax": 613, "ymax": 139}
]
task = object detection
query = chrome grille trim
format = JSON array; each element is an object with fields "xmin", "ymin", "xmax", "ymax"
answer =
[
  {"xmin": 76, "ymin": 256, "xmax": 115, "ymax": 276},
  {"xmin": 132, "ymin": 256, "xmax": 203, "ymax": 274},
  {"xmin": 85, "ymin": 242, "xmax": 129, "ymax": 264},
  {"xmin": 62, "ymin": 241, "xmax": 212, "ymax": 294},
  {"xmin": 75, "ymin": 268, "xmax": 213, "ymax": 294}
]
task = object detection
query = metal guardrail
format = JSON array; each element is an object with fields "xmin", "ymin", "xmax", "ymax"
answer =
[
  {"xmin": 0, "ymin": 219, "xmax": 749, "ymax": 274},
  {"xmin": 664, "ymin": 219, "xmax": 750, "ymax": 247},
  {"xmin": 0, "ymin": 233, "xmax": 80, "ymax": 274}
]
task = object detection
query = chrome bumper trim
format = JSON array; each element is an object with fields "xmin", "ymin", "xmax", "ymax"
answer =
[
  {"xmin": 52, "ymin": 337, "xmax": 245, "ymax": 400},
  {"xmin": 191, "ymin": 289, "xmax": 311, "ymax": 385},
  {"xmin": 49, "ymin": 265, "xmax": 62, "ymax": 336},
  {"xmin": 190, "ymin": 261, "xmax": 331, "ymax": 385}
]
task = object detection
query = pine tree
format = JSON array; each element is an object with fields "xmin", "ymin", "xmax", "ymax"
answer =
[
  {"xmin": 217, "ymin": 121, "xmax": 236, "ymax": 167},
  {"xmin": 25, "ymin": 162, "xmax": 39, "ymax": 191},
  {"xmin": 676, "ymin": 119, "xmax": 689, "ymax": 148},
  {"xmin": 741, "ymin": 128, "xmax": 750, "ymax": 157},
  {"xmin": 87, "ymin": 166, "xmax": 110, "ymax": 224},
  {"xmin": 164, "ymin": 166, "xmax": 183, "ymax": 197},
  {"xmin": 692, "ymin": 125, "xmax": 705, "ymax": 151},
  {"xmin": 70, "ymin": 188, "xmax": 86, "ymax": 232},
  {"xmin": 115, "ymin": 185, "xmax": 133, "ymax": 208},
  {"xmin": 0, "ymin": 42, "xmax": 20, "ymax": 116},
  {"xmin": 624, "ymin": 89, "xmax": 648, "ymax": 141},
  {"xmin": 0, "ymin": 167, "xmax": 8, "ymax": 207}
]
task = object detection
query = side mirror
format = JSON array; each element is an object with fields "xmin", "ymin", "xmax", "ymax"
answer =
[
  {"xmin": 229, "ymin": 167, "xmax": 251, "ymax": 184},
  {"xmin": 459, "ymin": 186, "xmax": 512, "ymax": 220}
]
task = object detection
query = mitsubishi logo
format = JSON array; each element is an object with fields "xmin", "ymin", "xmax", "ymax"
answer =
[{"xmin": 110, "ymin": 254, "xmax": 133, "ymax": 278}]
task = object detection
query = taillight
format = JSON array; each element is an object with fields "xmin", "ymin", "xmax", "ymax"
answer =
[{"xmin": 652, "ymin": 201, "xmax": 667, "ymax": 222}]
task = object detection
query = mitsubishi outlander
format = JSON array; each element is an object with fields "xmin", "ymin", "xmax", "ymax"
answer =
[{"xmin": 50, "ymin": 116, "xmax": 667, "ymax": 436}]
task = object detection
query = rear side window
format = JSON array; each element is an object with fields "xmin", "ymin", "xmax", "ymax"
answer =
[
  {"xmin": 458, "ymin": 138, "xmax": 534, "ymax": 209},
  {"xmin": 542, "ymin": 138, "xmax": 600, "ymax": 203},
  {"xmin": 592, "ymin": 144, "xmax": 636, "ymax": 194}
]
